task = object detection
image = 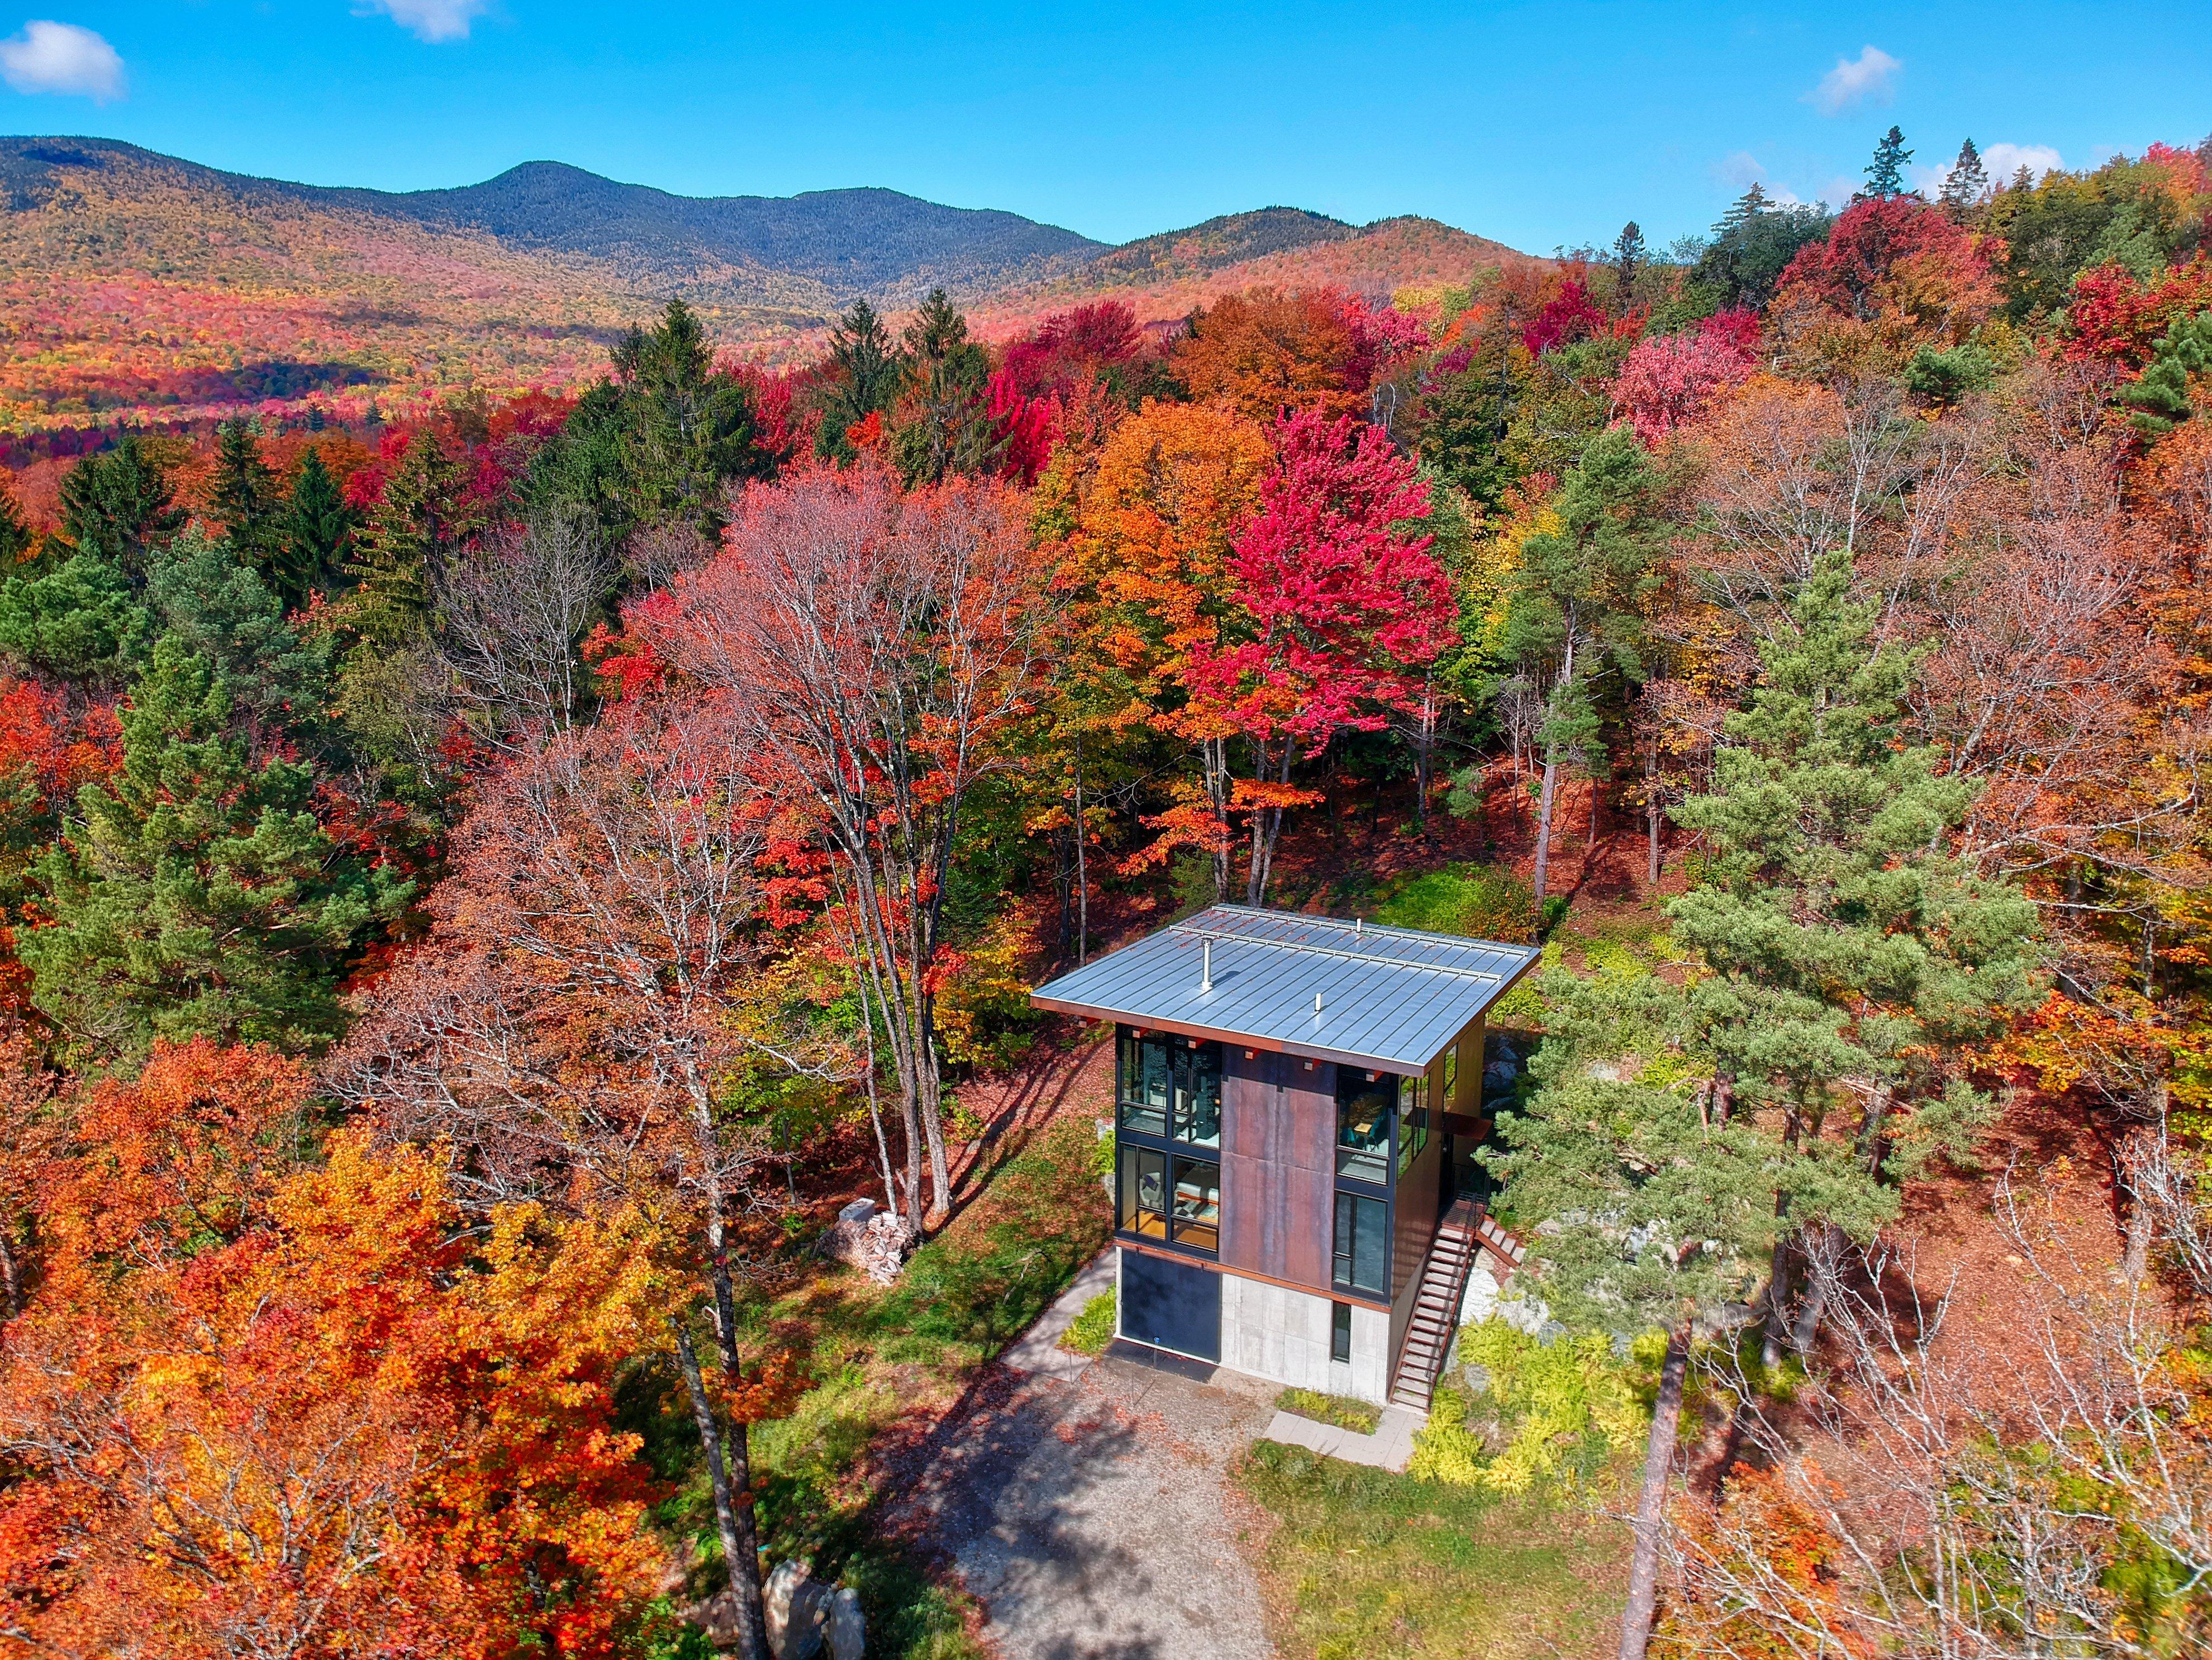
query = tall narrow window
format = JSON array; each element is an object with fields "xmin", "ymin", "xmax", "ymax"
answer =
[
  {"xmin": 1330, "ymin": 1300, "xmax": 1353, "ymax": 1363},
  {"xmin": 1173, "ymin": 1040, "xmax": 1221, "ymax": 1147},
  {"xmin": 1397, "ymin": 1072, "xmax": 1429, "ymax": 1177},
  {"xmin": 1333, "ymin": 1191, "xmax": 1387, "ymax": 1296},
  {"xmin": 1117, "ymin": 1145, "xmax": 1168, "ymax": 1242}
]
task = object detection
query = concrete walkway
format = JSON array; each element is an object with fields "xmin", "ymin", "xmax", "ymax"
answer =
[
  {"xmin": 1259, "ymin": 1403, "xmax": 1425, "ymax": 1472},
  {"xmin": 999, "ymin": 1248, "xmax": 1116, "ymax": 1381}
]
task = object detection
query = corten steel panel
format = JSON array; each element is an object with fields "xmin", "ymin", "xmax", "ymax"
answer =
[
  {"xmin": 1219, "ymin": 1047, "xmax": 1278, "ymax": 1279},
  {"xmin": 1031, "ymin": 905, "xmax": 1542, "ymax": 1072}
]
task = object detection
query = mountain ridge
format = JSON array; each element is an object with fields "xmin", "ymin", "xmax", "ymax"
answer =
[{"xmin": 0, "ymin": 135, "xmax": 1539, "ymax": 430}]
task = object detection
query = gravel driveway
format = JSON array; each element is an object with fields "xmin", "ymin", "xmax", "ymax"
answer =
[{"xmin": 885, "ymin": 1348, "xmax": 1279, "ymax": 1660}]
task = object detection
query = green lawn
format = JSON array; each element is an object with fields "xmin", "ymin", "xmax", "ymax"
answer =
[{"xmin": 1237, "ymin": 1440, "xmax": 1632, "ymax": 1660}]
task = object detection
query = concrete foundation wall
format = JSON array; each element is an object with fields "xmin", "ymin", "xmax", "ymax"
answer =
[{"xmin": 1218, "ymin": 1272, "xmax": 1392, "ymax": 1405}]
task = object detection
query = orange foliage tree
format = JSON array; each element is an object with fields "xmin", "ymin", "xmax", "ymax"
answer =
[
  {"xmin": 0, "ymin": 1040, "xmax": 667, "ymax": 1660},
  {"xmin": 1171, "ymin": 287, "xmax": 1372, "ymax": 421}
]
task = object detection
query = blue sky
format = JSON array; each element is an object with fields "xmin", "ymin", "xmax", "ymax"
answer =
[{"xmin": 0, "ymin": 2, "xmax": 2205, "ymax": 251}]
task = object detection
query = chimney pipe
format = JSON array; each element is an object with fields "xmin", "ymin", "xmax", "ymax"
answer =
[{"xmin": 1200, "ymin": 939, "xmax": 1212, "ymax": 993}]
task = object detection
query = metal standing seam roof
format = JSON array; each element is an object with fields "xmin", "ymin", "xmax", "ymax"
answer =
[{"xmin": 1029, "ymin": 904, "xmax": 1543, "ymax": 1072}]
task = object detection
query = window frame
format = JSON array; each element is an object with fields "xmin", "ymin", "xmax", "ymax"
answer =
[{"xmin": 1114, "ymin": 1025, "xmax": 1225, "ymax": 1261}]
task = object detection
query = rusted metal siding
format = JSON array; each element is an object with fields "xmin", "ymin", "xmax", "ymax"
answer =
[{"xmin": 1220, "ymin": 1047, "xmax": 1335, "ymax": 1293}]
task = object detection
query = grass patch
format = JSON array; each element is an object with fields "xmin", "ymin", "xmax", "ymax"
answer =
[
  {"xmin": 1063, "ymin": 1290, "xmax": 1116, "ymax": 1355},
  {"xmin": 1371, "ymin": 863, "xmax": 1537, "ymax": 944},
  {"xmin": 1238, "ymin": 1439, "xmax": 1630, "ymax": 1659},
  {"xmin": 634, "ymin": 1116, "xmax": 1111, "ymax": 1659},
  {"xmin": 1275, "ymin": 1388, "xmax": 1381, "ymax": 1435}
]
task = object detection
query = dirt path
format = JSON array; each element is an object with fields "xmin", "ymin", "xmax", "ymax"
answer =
[{"xmin": 884, "ymin": 1352, "xmax": 1278, "ymax": 1660}]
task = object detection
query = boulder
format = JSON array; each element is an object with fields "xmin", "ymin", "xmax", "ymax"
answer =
[
  {"xmin": 764, "ymin": 1559, "xmax": 826, "ymax": 1660},
  {"xmin": 824, "ymin": 1586, "xmax": 865, "ymax": 1660}
]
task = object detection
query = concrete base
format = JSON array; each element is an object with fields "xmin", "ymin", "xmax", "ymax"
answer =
[{"xmin": 1219, "ymin": 1268, "xmax": 1391, "ymax": 1404}]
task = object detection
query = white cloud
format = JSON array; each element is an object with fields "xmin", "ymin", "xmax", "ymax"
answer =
[
  {"xmin": 362, "ymin": 0, "xmax": 489, "ymax": 42},
  {"xmin": 1981, "ymin": 142, "xmax": 2063, "ymax": 185},
  {"xmin": 0, "ymin": 20, "xmax": 125, "ymax": 101},
  {"xmin": 1807, "ymin": 45, "xmax": 1901, "ymax": 115}
]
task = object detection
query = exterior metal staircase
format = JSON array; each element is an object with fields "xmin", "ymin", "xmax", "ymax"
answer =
[{"xmin": 1388, "ymin": 1200, "xmax": 1481, "ymax": 1413}]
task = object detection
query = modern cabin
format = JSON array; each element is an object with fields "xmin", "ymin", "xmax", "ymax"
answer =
[{"xmin": 1030, "ymin": 905, "xmax": 1541, "ymax": 1411}]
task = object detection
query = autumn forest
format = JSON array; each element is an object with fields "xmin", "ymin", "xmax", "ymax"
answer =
[{"xmin": 2, "ymin": 125, "xmax": 2212, "ymax": 1660}]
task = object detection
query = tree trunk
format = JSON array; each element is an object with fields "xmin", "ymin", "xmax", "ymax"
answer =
[
  {"xmin": 672, "ymin": 1321, "xmax": 769, "ymax": 1660},
  {"xmin": 1759, "ymin": 1231, "xmax": 1792, "ymax": 1372},
  {"xmin": 1532, "ymin": 739, "xmax": 1561, "ymax": 905},
  {"xmin": 1619, "ymin": 1322, "xmax": 1690, "ymax": 1660},
  {"xmin": 1856, "ymin": 1080, "xmax": 1894, "ymax": 1179},
  {"xmin": 1791, "ymin": 1224, "xmax": 1841, "ymax": 1357},
  {"xmin": 1644, "ymin": 744, "xmax": 1662, "ymax": 893},
  {"xmin": 0, "ymin": 1221, "xmax": 19, "ymax": 1318},
  {"xmin": 1073, "ymin": 731, "xmax": 1088, "ymax": 964}
]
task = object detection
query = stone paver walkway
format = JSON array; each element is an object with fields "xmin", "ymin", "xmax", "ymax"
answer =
[{"xmin": 1258, "ymin": 1402, "xmax": 1424, "ymax": 1472}]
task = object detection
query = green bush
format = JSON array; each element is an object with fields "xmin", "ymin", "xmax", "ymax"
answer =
[
  {"xmin": 1276, "ymin": 1387, "xmax": 1382, "ymax": 1435},
  {"xmin": 1063, "ymin": 1290, "xmax": 1116, "ymax": 1354},
  {"xmin": 1373, "ymin": 864, "xmax": 1537, "ymax": 944},
  {"xmin": 1408, "ymin": 1319, "xmax": 1650, "ymax": 1493}
]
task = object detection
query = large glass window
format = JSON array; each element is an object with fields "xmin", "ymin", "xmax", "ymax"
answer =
[
  {"xmin": 1119, "ymin": 1145, "xmax": 1168, "ymax": 1241},
  {"xmin": 1333, "ymin": 1191, "xmax": 1388, "ymax": 1296},
  {"xmin": 1330, "ymin": 1300, "xmax": 1352, "ymax": 1363},
  {"xmin": 1118, "ymin": 1031, "xmax": 1221, "ymax": 1148},
  {"xmin": 1171, "ymin": 1157, "xmax": 1220, "ymax": 1252},
  {"xmin": 1397, "ymin": 1073, "xmax": 1429, "ymax": 1177},
  {"xmin": 1335, "ymin": 1068, "xmax": 1395, "ymax": 1185},
  {"xmin": 1116, "ymin": 1145, "xmax": 1219, "ymax": 1255}
]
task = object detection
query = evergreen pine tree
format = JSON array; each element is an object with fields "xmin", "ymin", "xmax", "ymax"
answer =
[
  {"xmin": 0, "ymin": 555, "xmax": 151, "ymax": 683},
  {"xmin": 1611, "ymin": 220, "xmax": 1647, "ymax": 300},
  {"xmin": 1715, "ymin": 182, "xmax": 1770, "ymax": 236},
  {"xmin": 890, "ymin": 288, "xmax": 1005, "ymax": 487},
  {"xmin": 1668, "ymin": 549, "xmax": 2039, "ymax": 1344},
  {"xmin": 814, "ymin": 299, "xmax": 904, "ymax": 462},
  {"xmin": 208, "ymin": 419, "xmax": 284, "ymax": 573},
  {"xmin": 2119, "ymin": 311, "xmax": 2212, "ymax": 439},
  {"xmin": 20, "ymin": 638, "xmax": 410, "ymax": 1056},
  {"xmin": 1861, "ymin": 125, "xmax": 1915, "ymax": 199},
  {"xmin": 608, "ymin": 299, "xmax": 772, "ymax": 533},
  {"xmin": 54, "ymin": 435, "xmax": 186, "ymax": 578},
  {"xmin": 0, "ymin": 474, "xmax": 32, "ymax": 570},
  {"xmin": 147, "ymin": 527, "xmax": 331, "ymax": 745},
  {"xmin": 278, "ymin": 446, "xmax": 356, "ymax": 608},
  {"xmin": 1489, "ymin": 972, "xmax": 1796, "ymax": 1660},
  {"xmin": 1938, "ymin": 137, "xmax": 1989, "ymax": 218},
  {"xmin": 345, "ymin": 429, "xmax": 482, "ymax": 641}
]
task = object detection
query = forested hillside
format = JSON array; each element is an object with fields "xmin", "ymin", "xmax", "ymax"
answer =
[
  {"xmin": 1, "ymin": 126, "xmax": 2211, "ymax": 1660},
  {"xmin": 0, "ymin": 138, "xmax": 1526, "ymax": 435}
]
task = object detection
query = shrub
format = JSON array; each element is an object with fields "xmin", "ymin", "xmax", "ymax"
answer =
[
  {"xmin": 1274, "ymin": 1387, "xmax": 1381, "ymax": 1434},
  {"xmin": 1407, "ymin": 1318, "xmax": 1649, "ymax": 1493},
  {"xmin": 1063, "ymin": 1290, "xmax": 1116, "ymax": 1355}
]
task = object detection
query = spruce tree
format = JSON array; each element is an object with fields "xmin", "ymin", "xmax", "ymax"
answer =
[
  {"xmin": 1938, "ymin": 137, "xmax": 1989, "ymax": 218},
  {"xmin": 889, "ymin": 288, "xmax": 1005, "ymax": 486},
  {"xmin": 815, "ymin": 299, "xmax": 905, "ymax": 462},
  {"xmin": 608, "ymin": 299, "xmax": 773, "ymax": 533},
  {"xmin": 208, "ymin": 420, "xmax": 284, "ymax": 574},
  {"xmin": 1861, "ymin": 125, "xmax": 1915, "ymax": 199},
  {"xmin": 278, "ymin": 446, "xmax": 355, "ymax": 607},
  {"xmin": 20, "ymin": 638, "xmax": 408, "ymax": 1057},
  {"xmin": 0, "ymin": 474, "xmax": 31, "ymax": 570},
  {"xmin": 2120, "ymin": 311, "xmax": 2211, "ymax": 439},
  {"xmin": 345, "ymin": 428, "xmax": 481, "ymax": 641},
  {"xmin": 54, "ymin": 435, "xmax": 185, "ymax": 578},
  {"xmin": 1611, "ymin": 220, "xmax": 1646, "ymax": 299}
]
